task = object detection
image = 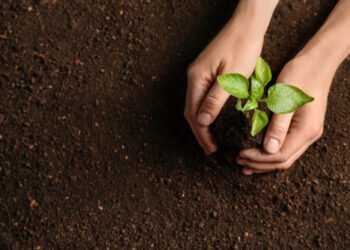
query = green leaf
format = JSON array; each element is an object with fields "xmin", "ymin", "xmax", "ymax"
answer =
[
  {"xmin": 251, "ymin": 76, "xmax": 264, "ymax": 100},
  {"xmin": 251, "ymin": 109, "xmax": 269, "ymax": 136},
  {"xmin": 255, "ymin": 57, "xmax": 272, "ymax": 86},
  {"xmin": 217, "ymin": 73, "xmax": 249, "ymax": 99},
  {"xmin": 266, "ymin": 84, "xmax": 314, "ymax": 114},
  {"xmin": 242, "ymin": 99, "xmax": 258, "ymax": 112},
  {"xmin": 236, "ymin": 99, "xmax": 242, "ymax": 111}
]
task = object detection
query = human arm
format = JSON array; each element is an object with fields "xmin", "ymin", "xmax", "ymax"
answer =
[
  {"xmin": 237, "ymin": 0, "xmax": 350, "ymax": 174},
  {"xmin": 184, "ymin": 0, "xmax": 279, "ymax": 155}
]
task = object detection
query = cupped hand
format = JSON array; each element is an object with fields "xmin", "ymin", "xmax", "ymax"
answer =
[
  {"xmin": 237, "ymin": 54, "xmax": 334, "ymax": 175},
  {"xmin": 184, "ymin": 18, "xmax": 264, "ymax": 155}
]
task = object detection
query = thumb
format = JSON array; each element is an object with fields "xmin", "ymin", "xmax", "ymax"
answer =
[
  {"xmin": 263, "ymin": 113, "xmax": 293, "ymax": 154},
  {"xmin": 197, "ymin": 83, "xmax": 229, "ymax": 126}
]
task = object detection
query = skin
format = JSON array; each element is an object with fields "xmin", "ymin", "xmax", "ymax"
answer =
[{"xmin": 184, "ymin": 0, "xmax": 350, "ymax": 175}]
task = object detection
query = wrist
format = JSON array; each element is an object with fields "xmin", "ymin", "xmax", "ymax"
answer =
[
  {"xmin": 228, "ymin": 0, "xmax": 279, "ymax": 39},
  {"xmin": 296, "ymin": 0, "xmax": 350, "ymax": 70},
  {"xmin": 296, "ymin": 31, "xmax": 349, "ymax": 72}
]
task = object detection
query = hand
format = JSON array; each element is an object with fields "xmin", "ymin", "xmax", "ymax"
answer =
[
  {"xmin": 237, "ymin": 55, "xmax": 330, "ymax": 174},
  {"xmin": 184, "ymin": 0, "xmax": 278, "ymax": 155},
  {"xmin": 236, "ymin": 0, "xmax": 350, "ymax": 175}
]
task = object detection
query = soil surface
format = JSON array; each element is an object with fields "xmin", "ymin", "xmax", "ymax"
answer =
[{"xmin": 1, "ymin": 0, "xmax": 349, "ymax": 249}]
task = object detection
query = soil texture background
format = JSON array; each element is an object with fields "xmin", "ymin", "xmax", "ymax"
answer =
[{"xmin": 0, "ymin": 0, "xmax": 349, "ymax": 249}]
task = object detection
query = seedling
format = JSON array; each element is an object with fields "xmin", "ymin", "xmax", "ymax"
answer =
[{"xmin": 217, "ymin": 57, "xmax": 314, "ymax": 136}]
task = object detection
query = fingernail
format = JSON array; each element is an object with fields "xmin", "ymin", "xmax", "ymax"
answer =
[
  {"xmin": 239, "ymin": 150, "xmax": 253, "ymax": 159},
  {"xmin": 265, "ymin": 138, "xmax": 280, "ymax": 154},
  {"xmin": 197, "ymin": 112, "xmax": 212, "ymax": 126},
  {"xmin": 206, "ymin": 145, "xmax": 217, "ymax": 155},
  {"xmin": 236, "ymin": 158, "xmax": 244, "ymax": 165},
  {"xmin": 242, "ymin": 168, "xmax": 254, "ymax": 175}
]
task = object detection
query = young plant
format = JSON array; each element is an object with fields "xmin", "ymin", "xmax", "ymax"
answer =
[{"xmin": 217, "ymin": 57, "xmax": 314, "ymax": 136}]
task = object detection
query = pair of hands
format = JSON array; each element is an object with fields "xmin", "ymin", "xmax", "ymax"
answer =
[{"xmin": 184, "ymin": 1, "xmax": 346, "ymax": 175}]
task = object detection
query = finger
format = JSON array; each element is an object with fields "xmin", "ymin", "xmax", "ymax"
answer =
[
  {"xmin": 237, "ymin": 143, "xmax": 309, "ymax": 170},
  {"xmin": 239, "ymin": 120, "xmax": 313, "ymax": 163},
  {"xmin": 188, "ymin": 119, "xmax": 217, "ymax": 155},
  {"xmin": 237, "ymin": 131, "xmax": 313, "ymax": 170},
  {"xmin": 263, "ymin": 113, "xmax": 294, "ymax": 154},
  {"xmin": 197, "ymin": 83, "xmax": 230, "ymax": 126},
  {"xmin": 241, "ymin": 167, "xmax": 274, "ymax": 175},
  {"xmin": 185, "ymin": 72, "xmax": 209, "ymax": 117},
  {"xmin": 185, "ymin": 71, "xmax": 217, "ymax": 153},
  {"xmin": 238, "ymin": 158, "xmax": 288, "ymax": 171}
]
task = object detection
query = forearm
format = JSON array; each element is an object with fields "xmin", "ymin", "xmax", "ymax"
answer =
[
  {"xmin": 297, "ymin": 0, "xmax": 350, "ymax": 72},
  {"xmin": 222, "ymin": 0, "xmax": 279, "ymax": 39}
]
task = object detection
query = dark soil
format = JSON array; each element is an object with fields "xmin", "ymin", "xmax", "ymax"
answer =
[
  {"xmin": 213, "ymin": 99, "xmax": 269, "ymax": 159},
  {"xmin": 1, "ymin": 0, "xmax": 349, "ymax": 249}
]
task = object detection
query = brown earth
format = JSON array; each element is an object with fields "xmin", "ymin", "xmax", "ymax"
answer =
[{"xmin": 0, "ymin": 0, "xmax": 349, "ymax": 249}]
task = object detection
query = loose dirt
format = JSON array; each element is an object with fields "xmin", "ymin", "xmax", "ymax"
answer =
[{"xmin": 0, "ymin": 0, "xmax": 349, "ymax": 248}]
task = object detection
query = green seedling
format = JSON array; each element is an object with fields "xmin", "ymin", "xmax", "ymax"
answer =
[{"xmin": 217, "ymin": 57, "xmax": 314, "ymax": 136}]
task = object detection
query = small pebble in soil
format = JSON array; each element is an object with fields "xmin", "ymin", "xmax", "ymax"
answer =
[
  {"xmin": 311, "ymin": 186, "xmax": 320, "ymax": 194},
  {"xmin": 324, "ymin": 217, "xmax": 335, "ymax": 224},
  {"xmin": 198, "ymin": 221, "xmax": 205, "ymax": 229},
  {"xmin": 30, "ymin": 199, "xmax": 39, "ymax": 208},
  {"xmin": 23, "ymin": 122, "xmax": 31, "ymax": 127},
  {"xmin": 25, "ymin": 85, "xmax": 33, "ymax": 92},
  {"xmin": 0, "ymin": 114, "xmax": 5, "ymax": 124},
  {"xmin": 195, "ymin": 182, "xmax": 202, "ymax": 187}
]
